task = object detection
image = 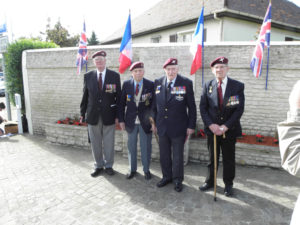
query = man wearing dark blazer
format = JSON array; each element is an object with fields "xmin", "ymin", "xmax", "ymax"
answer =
[
  {"xmin": 152, "ymin": 58, "xmax": 196, "ymax": 192},
  {"xmin": 119, "ymin": 61, "xmax": 154, "ymax": 180},
  {"xmin": 199, "ymin": 56, "xmax": 245, "ymax": 196},
  {"xmin": 80, "ymin": 50, "xmax": 121, "ymax": 177}
]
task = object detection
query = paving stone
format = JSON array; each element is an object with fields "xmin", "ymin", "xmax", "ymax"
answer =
[{"xmin": 0, "ymin": 134, "xmax": 299, "ymax": 225}]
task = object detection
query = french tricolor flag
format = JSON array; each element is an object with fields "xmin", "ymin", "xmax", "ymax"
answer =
[
  {"xmin": 190, "ymin": 7, "xmax": 204, "ymax": 76},
  {"xmin": 119, "ymin": 13, "xmax": 132, "ymax": 74}
]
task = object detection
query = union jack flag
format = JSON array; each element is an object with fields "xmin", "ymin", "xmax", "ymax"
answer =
[
  {"xmin": 250, "ymin": 2, "xmax": 271, "ymax": 78},
  {"xmin": 76, "ymin": 21, "xmax": 88, "ymax": 75}
]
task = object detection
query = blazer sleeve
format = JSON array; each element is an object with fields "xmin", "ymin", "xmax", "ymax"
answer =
[
  {"xmin": 80, "ymin": 74, "xmax": 88, "ymax": 120},
  {"xmin": 115, "ymin": 72, "xmax": 122, "ymax": 119},
  {"xmin": 200, "ymin": 82, "xmax": 213, "ymax": 127},
  {"xmin": 224, "ymin": 82, "xmax": 245, "ymax": 129},
  {"xmin": 118, "ymin": 82, "xmax": 127, "ymax": 122},
  {"xmin": 277, "ymin": 110, "xmax": 300, "ymax": 177},
  {"xmin": 186, "ymin": 79, "xmax": 197, "ymax": 129},
  {"xmin": 150, "ymin": 79, "xmax": 158, "ymax": 122}
]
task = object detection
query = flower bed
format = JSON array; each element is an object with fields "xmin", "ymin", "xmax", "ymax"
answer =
[{"xmin": 237, "ymin": 134, "xmax": 279, "ymax": 147}]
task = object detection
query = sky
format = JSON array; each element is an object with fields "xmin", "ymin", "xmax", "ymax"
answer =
[
  {"xmin": 1, "ymin": 0, "xmax": 161, "ymax": 42},
  {"xmin": 1, "ymin": 0, "xmax": 300, "ymax": 43}
]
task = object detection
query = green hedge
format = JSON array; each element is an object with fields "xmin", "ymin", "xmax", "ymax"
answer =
[{"xmin": 4, "ymin": 39, "xmax": 58, "ymax": 113}]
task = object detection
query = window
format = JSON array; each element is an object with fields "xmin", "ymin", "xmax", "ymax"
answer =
[
  {"xmin": 151, "ymin": 35, "xmax": 161, "ymax": 43},
  {"xmin": 176, "ymin": 28, "xmax": 207, "ymax": 42},
  {"xmin": 285, "ymin": 37, "xmax": 300, "ymax": 41},
  {"xmin": 169, "ymin": 34, "xmax": 177, "ymax": 43}
]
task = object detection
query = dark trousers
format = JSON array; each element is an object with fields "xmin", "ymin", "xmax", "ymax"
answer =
[
  {"xmin": 205, "ymin": 134, "xmax": 236, "ymax": 186},
  {"xmin": 158, "ymin": 134, "xmax": 185, "ymax": 183}
]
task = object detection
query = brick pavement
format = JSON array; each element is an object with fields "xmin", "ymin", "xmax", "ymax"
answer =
[{"xmin": 0, "ymin": 134, "xmax": 299, "ymax": 225}]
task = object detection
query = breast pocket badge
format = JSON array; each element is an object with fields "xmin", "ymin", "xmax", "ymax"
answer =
[
  {"xmin": 175, "ymin": 95, "xmax": 184, "ymax": 101},
  {"xmin": 155, "ymin": 85, "xmax": 161, "ymax": 94},
  {"xmin": 127, "ymin": 94, "xmax": 131, "ymax": 102}
]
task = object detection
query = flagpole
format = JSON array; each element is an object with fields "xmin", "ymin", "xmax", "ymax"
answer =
[
  {"xmin": 201, "ymin": 0, "xmax": 204, "ymax": 87},
  {"xmin": 265, "ymin": 47, "xmax": 270, "ymax": 90},
  {"xmin": 265, "ymin": 0, "xmax": 271, "ymax": 90}
]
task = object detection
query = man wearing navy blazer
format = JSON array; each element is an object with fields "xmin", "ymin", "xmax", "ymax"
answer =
[
  {"xmin": 80, "ymin": 50, "xmax": 121, "ymax": 177},
  {"xmin": 152, "ymin": 58, "xmax": 197, "ymax": 192},
  {"xmin": 199, "ymin": 56, "xmax": 245, "ymax": 196},
  {"xmin": 119, "ymin": 61, "xmax": 154, "ymax": 180}
]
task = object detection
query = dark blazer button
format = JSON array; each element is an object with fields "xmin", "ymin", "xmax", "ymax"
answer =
[{"xmin": 164, "ymin": 116, "xmax": 168, "ymax": 119}]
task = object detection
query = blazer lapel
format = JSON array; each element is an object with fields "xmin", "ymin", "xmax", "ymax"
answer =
[
  {"xmin": 167, "ymin": 75, "xmax": 180, "ymax": 102},
  {"xmin": 161, "ymin": 76, "xmax": 167, "ymax": 103},
  {"xmin": 211, "ymin": 79, "xmax": 219, "ymax": 109},
  {"xmin": 103, "ymin": 69, "xmax": 111, "ymax": 93},
  {"xmin": 223, "ymin": 77, "xmax": 232, "ymax": 110},
  {"xmin": 92, "ymin": 71, "xmax": 99, "ymax": 93}
]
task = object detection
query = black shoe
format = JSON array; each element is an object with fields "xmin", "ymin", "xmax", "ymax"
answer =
[
  {"xmin": 126, "ymin": 171, "xmax": 136, "ymax": 179},
  {"xmin": 157, "ymin": 178, "xmax": 172, "ymax": 188},
  {"xmin": 144, "ymin": 171, "xmax": 152, "ymax": 180},
  {"xmin": 105, "ymin": 168, "xmax": 115, "ymax": 176},
  {"xmin": 224, "ymin": 185, "xmax": 233, "ymax": 197},
  {"xmin": 91, "ymin": 168, "xmax": 103, "ymax": 177},
  {"xmin": 174, "ymin": 182, "xmax": 183, "ymax": 192},
  {"xmin": 199, "ymin": 183, "xmax": 213, "ymax": 191}
]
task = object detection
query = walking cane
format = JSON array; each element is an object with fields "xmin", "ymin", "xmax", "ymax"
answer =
[
  {"xmin": 214, "ymin": 134, "xmax": 217, "ymax": 201},
  {"xmin": 149, "ymin": 117, "xmax": 159, "ymax": 144}
]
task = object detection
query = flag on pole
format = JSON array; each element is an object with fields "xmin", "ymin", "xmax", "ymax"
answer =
[
  {"xmin": 76, "ymin": 21, "xmax": 88, "ymax": 75},
  {"xmin": 250, "ymin": 2, "xmax": 271, "ymax": 79},
  {"xmin": 0, "ymin": 23, "xmax": 7, "ymax": 33},
  {"xmin": 190, "ymin": 6, "xmax": 204, "ymax": 76},
  {"xmin": 119, "ymin": 13, "xmax": 132, "ymax": 74}
]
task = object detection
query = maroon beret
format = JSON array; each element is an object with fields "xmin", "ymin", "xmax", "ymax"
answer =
[
  {"xmin": 92, "ymin": 50, "xmax": 107, "ymax": 58},
  {"xmin": 129, "ymin": 61, "xmax": 144, "ymax": 71},
  {"xmin": 210, "ymin": 56, "xmax": 228, "ymax": 67},
  {"xmin": 163, "ymin": 58, "xmax": 178, "ymax": 69}
]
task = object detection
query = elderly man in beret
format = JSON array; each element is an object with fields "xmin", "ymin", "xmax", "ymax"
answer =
[
  {"xmin": 151, "ymin": 58, "xmax": 197, "ymax": 192},
  {"xmin": 199, "ymin": 56, "xmax": 245, "ymax": 196},
  {"xmin": 80, "ymin": 50, "xmax": 121, "ymax": 177},
  {"xmin": 118, "ymin": 61, "xmax": 154, "ymax": 180}
]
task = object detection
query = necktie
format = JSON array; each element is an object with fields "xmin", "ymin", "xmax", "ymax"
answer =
[
  {"xmin": 218, "ymin": 80, "xmax": 223, "ymax": 110},
  {"xmin": 98, "ymin": 73, "xmax": 102, "ymax": 91},
  {"xmin": 166, "ymin": 81, "xmax": 172, "ymax": 99},
  {"xmin": 135, "ymin": 83, "xmax": 139, "ymax": 96}
]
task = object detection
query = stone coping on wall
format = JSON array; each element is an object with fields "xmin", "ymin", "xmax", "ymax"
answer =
[{"xmin": 45, "ymin": 123, "xmax": 281, "ymax": 169}]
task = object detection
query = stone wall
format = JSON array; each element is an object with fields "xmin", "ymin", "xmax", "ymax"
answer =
[
  {"xmin": 23, "ymin": 43, "xmax": 299, "ymax": 168},
  {"xmin": 45, "ymin": 123, "xmax": 281, "ymax": 168}
]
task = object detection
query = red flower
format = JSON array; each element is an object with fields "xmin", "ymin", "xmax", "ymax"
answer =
[
  {"xmin": 242, "ymin": 132, "xmax": 246, "ymax": 136},
  {"xmin": 256, "ymin": 134, "xmax": 262, "ymax": 138},
  {"xmin": 57, "ymin": 120, "xmax": 62, "ymax": 124},
  {"xmin": 65, "ymin": 117, "xmax": 70, "ymax": 121},
  {"xmin": 74, "ymin": 122, "xmax": 80, "ymax": 125},
  {"xmin": 273, "ymin": 139, "xmax": 279, "ymax": 144}
]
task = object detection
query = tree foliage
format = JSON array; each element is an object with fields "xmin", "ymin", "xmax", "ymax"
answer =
[
  {"xmin": 46, "ymin": 19, "xmax": 79, "ymax": 47},
  {"xmin": 4, "ymin": 39, "xmax": 58, "ymax": 113},
  {"xmin": 88, "ymin": 31, "xmax": 100, "ymax": 46}
]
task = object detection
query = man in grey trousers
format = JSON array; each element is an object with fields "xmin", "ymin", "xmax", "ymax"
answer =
[{"xmin": 80, "ymin": 50, "xmax": 121, "ymax": 177}]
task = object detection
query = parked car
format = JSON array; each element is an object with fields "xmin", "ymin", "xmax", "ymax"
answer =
[{"xmin": 0, "ymin": 77, "xmax": 5, "ymax": 96}]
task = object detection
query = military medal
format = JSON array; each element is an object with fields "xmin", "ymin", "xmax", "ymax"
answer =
[{"xmin": 209, "ymin": 86, "xmax": 213, "ymax": 93}]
